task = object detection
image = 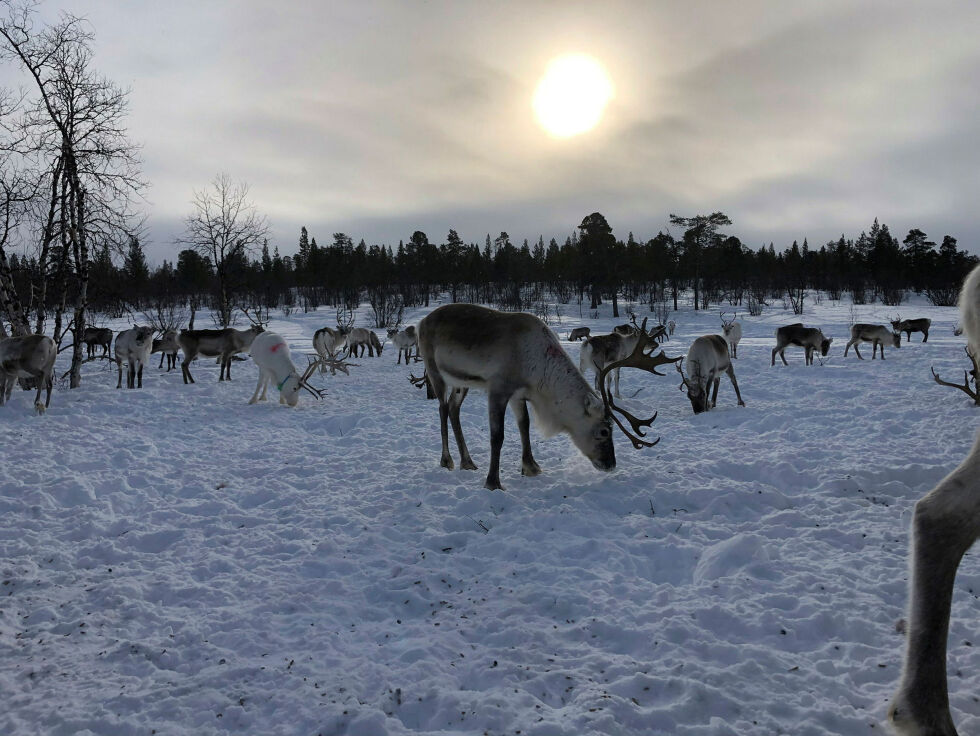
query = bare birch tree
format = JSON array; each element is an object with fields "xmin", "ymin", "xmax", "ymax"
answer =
[{"xmin": 179, "ymin": 173, "xmax": 269, "ymax": 327}]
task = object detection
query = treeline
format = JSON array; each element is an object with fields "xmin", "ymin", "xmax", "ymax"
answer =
[{"xmin": 7, "ymin": 211, "xmax": 972, "ymax": 329}]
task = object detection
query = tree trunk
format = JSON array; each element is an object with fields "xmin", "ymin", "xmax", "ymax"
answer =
[{"xmin": 67, "ymin": 182, "xmax": 88, "ymax": 389}]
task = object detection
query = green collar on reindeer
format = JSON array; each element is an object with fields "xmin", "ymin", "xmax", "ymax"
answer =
[{"xmin": 276, "ymin": 374, "xmax": 296, "ymax": 392}]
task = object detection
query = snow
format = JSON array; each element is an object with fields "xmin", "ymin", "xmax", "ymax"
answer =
[{"xmin": 1, "ymin": 295, "xmax": 978, "ymax": 736}]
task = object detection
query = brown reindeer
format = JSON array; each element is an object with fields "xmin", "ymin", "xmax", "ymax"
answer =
[{"xmin": 0, "ymin": 335, "xmax": 56, "ymax": 413}]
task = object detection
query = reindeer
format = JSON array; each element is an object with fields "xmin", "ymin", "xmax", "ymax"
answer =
[
  {"xmin": 667, "ymin": 320, "xmax": 676, "ymax": 338},
  {"xmin": 417, "ymin": 304, "xmax": 678, "ymax": 490},
  {"xmin": 676, "ymin": 334, "xmax": 745, "ymax": 414},
  {"xmin": 721, "ymin": 311, "xmax": 742, "ymax": 358},
  {"xmin": 890, "ymin": 263, "xmax": 980, "ymax": 736},
  {"xmin": 313, "ymin": 325, "xmax": 349, "ymax": 364},
  {"xmin": 771, "ymin": 324, "xmax": 833, "ymax": 366},
  {"xmin": 891, "ymin": 316, "xmax": 932, "ymax": 343},
  {"xmin": 81, "ymin": 327, "xmax": 113, "ymax": 358},
  {"xmin": 151, "ymin": 329, "xmax": 180, "ymax": 371},
  {"xmin": 114, "ymin": 325, "xmax": 155, "ymax": 389},
  {"xmin": 0, "ymin": 335, "xmax": 56, "ymax": 413},
  {"xmin": 247, "ymin": 331, "xmax": 324, "ymax": 406},
  {"xmin": 843, "ymin": 323, "xmax": 901, "ymax": 360},
  {"xmin": 387, "ymin": 325, "xmax": 418, "ymax": 364},
  {"xmin": 580, "ymin": 323, "xmax": 641, "ymax": 399},
  {"xmin": 347, "ymin": 327, "xmax": 383, "ymax": 357},
  {"xmin": 177, "ymin": 325, "xmax": 264, "ymax": 383},
  {"xmin": 568, "ymin": 327, "xmax": 591, "ymax": 341}
]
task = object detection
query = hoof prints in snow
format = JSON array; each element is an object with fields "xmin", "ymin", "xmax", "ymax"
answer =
[{"xmin": 0, "ymin": 298, "xmax": 977, "ymax": 735}]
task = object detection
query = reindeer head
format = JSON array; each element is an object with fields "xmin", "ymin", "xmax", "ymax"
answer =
[
  {"xmin": 133, "ymin": 325, "xmax": 155, "ymax": 345},
  {"xmin": 889, "ymin": 330, "xmax": 902, "ymax": 348},
  {"xmin": 386, "ymin": 328, "xmax": 399, "ymax": 338},
  {"xmin": 890, "ymin": 314, "xmax": 904, "ymax": 332},
  {"xmin": 820, "ymin": 336, "xmax": 833, "ymax": 356},
  {"xmin": 676, "ymin": 358, "xmax": 709, "ymax": 414},
  {"xmin": 721, "ymin": 312, "xmax": 738, "ymax": 338},
  {"xmin": 565, "ymin": 392, "xmax": 616, "ymax": 472},
  {"xmin": 278, "ymin": 361, "xmax": 325, "ymax": 407}
]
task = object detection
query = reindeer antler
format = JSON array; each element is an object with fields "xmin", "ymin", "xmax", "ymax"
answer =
[
  {"xmin": 409, "ymin": 371, "xmax": 428, "ymax": 389},
  {"xmin": 596, "ymin": 317, "xmax": 682, "ymax": 449},
  {"xmin": 930, "ymin": 347, "xmax": 980, "ymax": 405}
]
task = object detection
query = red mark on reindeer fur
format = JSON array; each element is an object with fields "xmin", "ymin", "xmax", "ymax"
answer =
[{"xmin": 270, "ymin": 342, "xmax": 284, "ymax": 352}]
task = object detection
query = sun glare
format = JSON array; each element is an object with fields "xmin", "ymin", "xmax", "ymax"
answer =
[{"xmin": 533, "ymin": 54, "xmax": 613, "ymax": 139}]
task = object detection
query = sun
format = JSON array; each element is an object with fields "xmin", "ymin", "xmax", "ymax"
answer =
[{"xmin": 533, "ymin": 54, "xmax": 613, "ymax": 138}]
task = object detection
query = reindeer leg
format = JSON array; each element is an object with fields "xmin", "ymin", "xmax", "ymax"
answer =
[
  {"xmin": 851, "ymin": 341, "xmax": 862, "ymax": 359},
  {"xmin": 510, "ymin": 397, "xmax": 541, "ymax": 477},
  {"xmin": 159, "ymin": 352, "xmax": 165, "ymax": 369},
  {"xmin": 613, "ymin": 367, "xmax": 622, "ymax": 399},
  {"xmin": 710, "ymin": 376, "xmax": 720, "ymax": 408},
  {"xmin": 116, "ymin": 360, "xmax": 123, "ymax": 389},
  {"xmin": 449, "ymin": 388, "xmax": 477, "ymax": 470},
  {"xmin": 137, "ymin": 361, "xmax": 144, "ymax": 388},
  {"xmin": 427, "ymin": 370, "xmax": 455, "ymax": 470},
  {"xmin": 248, "ymin": 369, "xmax": 264, "ymax": 404},
  {"xmin": 484, "ymin": 391, "xmax": 509, "ymax": 490},
  {"xmin": 891, "ymin": 435, "xmax": 980, "ymax": 736},
  {"xmin": 726, "ymin": 365, "xmax": 746, "ymax": 406}
]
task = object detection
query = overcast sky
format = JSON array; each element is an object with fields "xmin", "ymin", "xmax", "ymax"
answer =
[{"xmin": 24, "ymin": 0, "xmax": 980, "ymax": 261}]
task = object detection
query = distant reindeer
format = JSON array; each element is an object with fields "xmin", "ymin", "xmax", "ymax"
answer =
[
  {"xmin": 580, "ymin": 323, "xmax": 642, "ymax": 399},
  {"xmin": 0, "ymin": 335, "xmax": 56, "ymax": 413},
  {"xmin": 720, "ymin": 311, "xmax": 742, "ymax": 358},
  {"xmin": 387, "ymin": 325, "xmax": 418, "ymax": 364},
  {"xmin": 771, "ymin": 324, "xmax": 833, "ymax": 366},
  {"xmin": 891, "ymin": 315, "xmax": 932, "ymax": 343},
  {"xmin": 81, "ymin": 327, "xmax": 113, "ymax": 358},
  {"xmin": 890, "ymin": 263, "xmax": 980, "ymax": 736},
  {"xmin": 177, "ymin": 325, "xmax": 264, "ymax": 383},
  {"xmin": 114, "ymin": 325, "xmax": 155, "ymax": 389},
  {"xmin": 568, "ymin": 327, "xmax": 591, "ymax": 341},
  {"xmin": 418, "ymin": 304, "xmax": 677, "ymax": 490},
  {"xmin": 151, "ymin": 329, "xmax": 180, "ymax": 371},
  {"xmin": 347, "ymin": 327, "xmax": 383, "ymax": 357},
  {"xmin": 667, "ymin": 320, "xmax": 676, "ymax": 337},
  {"xmin": 313, "ymin": 326, "xmax": 350, "ymax": 364},
  {"xmin": 676, "ymin": 334, "xmax": 745, "ymax": 414},
  {"xmin": 248, "ymin": 332, "xmax": 324, "ymax": 406},
  {"xmin": 843, "ymin": 323, "xmax": 900, "ymax": 360}
]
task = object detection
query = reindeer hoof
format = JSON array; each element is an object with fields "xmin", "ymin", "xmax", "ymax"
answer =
[
  {"xmin": 460, "ymin": 458, "xmax": 478, "ymax": 471},
  {"xmin": 441, "ymin": 456, "xmax": 455, "ymax": 470},
  {"xmin": 521, "ymin": 461, "xmax": 542, "ymax": 477},
  {"xmin": 34, "ymin": 402, "xmax": 46, "ymax": 415},
  {"xmin": 484, "ymin": 478, "xmax": 504, "ymax": 491},
  {"xmin": 738, "ymin": 400, "xmax": 745, "ymax": 407}
]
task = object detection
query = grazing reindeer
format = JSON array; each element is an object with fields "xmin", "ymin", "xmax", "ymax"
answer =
[
  {"xmin": 152, "ymin": 329, "xmax": 180, "ymax": 371},
  {"xmin": 81, "ymin": 327, "xmax": 113, "ymax": 358},
  {"xmin": 114, "ymin": 326, "xmax": 155, "ymax": 389},
  {"xmin": 177, "ymin": 325, "xmax": 264, "ymax": 383},
  {"xmin": 418, "ymin": 304, "xmax": 677, "ymax": 490},
  {"xmin": 248, "ymin": 332, "xmax": 324, "ymax": 406},
  {"xmin": 891, "ymin": 316, "xmax": 932, "ymax": 343},
  {"xmin": 387, "ymin": 325, "xmax": 418, "ymax": 364},
  {"xmin": 667, "ymin": 320, "xmax": 676, "ymax": 337},
  {"xmin": 721, "ymin": 311, "xmax": 742, "ymax": 358},
  {"xmin": 890, "ymin": 263, "xmax": 980, "ymax": 736},
  {"xmin": 843, "ymin": 323, "xmax": 901, "ymax": 360},
  {"xmin": 347, "ymin": 327, "xmax": 383, "ymax": 357},
  {"xmin": 0, "ymin": 335, "xmax": 56, "ymax": 413},
  {"xmin": 676, "ymin": 334, "xmax": 745, "ymax": 414},
  {"xmin": 568, "ymin": 327, "xmax": 591, "ymax": 341},
  {"xmin": 771, "ymin": 324, "xmax": 833, "ymax": 366}
]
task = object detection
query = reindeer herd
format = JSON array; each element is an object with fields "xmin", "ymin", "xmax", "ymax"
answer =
[{"xmin": 2, "ymin": 271, "xmax": 979, "ymax": 735}]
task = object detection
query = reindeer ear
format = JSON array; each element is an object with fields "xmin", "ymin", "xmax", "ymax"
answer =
[{"xmin": 585, "ymin": 392, "xmax": 604, "ymax": 417}]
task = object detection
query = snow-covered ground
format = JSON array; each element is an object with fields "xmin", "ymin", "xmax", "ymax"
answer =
[{"xmin": 1, "ymin": 294, "xmax": 977, "ymax": 736}]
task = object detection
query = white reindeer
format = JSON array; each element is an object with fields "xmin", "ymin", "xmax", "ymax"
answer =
[
  {"xmin": 0, "ymin": 335, "xmax": 56, "ymax": 413},
  {"xmin": 248, "ymin": 332, "xmax": 323, "ymax": 406},
  {"xmin": 114, "ymin": 326, "xmax": 155, "ymax": 389},
  {"xmin": 417, "ymin": 304, "xmax": 677, "ymax": 490},
  {"xmin": 676, "ymin": 334, "xmax": 745, "ymax": 414},
  {"xmin": 721, "ymin": 311, "xmax": 742, "ymax": 359},
  {"xmin": 387, "ymin": 325, "xmax": 418, "ymax": 364},
  {"xmin": 890, "ymin": 263, "xmax": 980, "ymax": 736},
  {"xmin": 667, "ymin": 320, "xmax": 676, "ymax": 337}
]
